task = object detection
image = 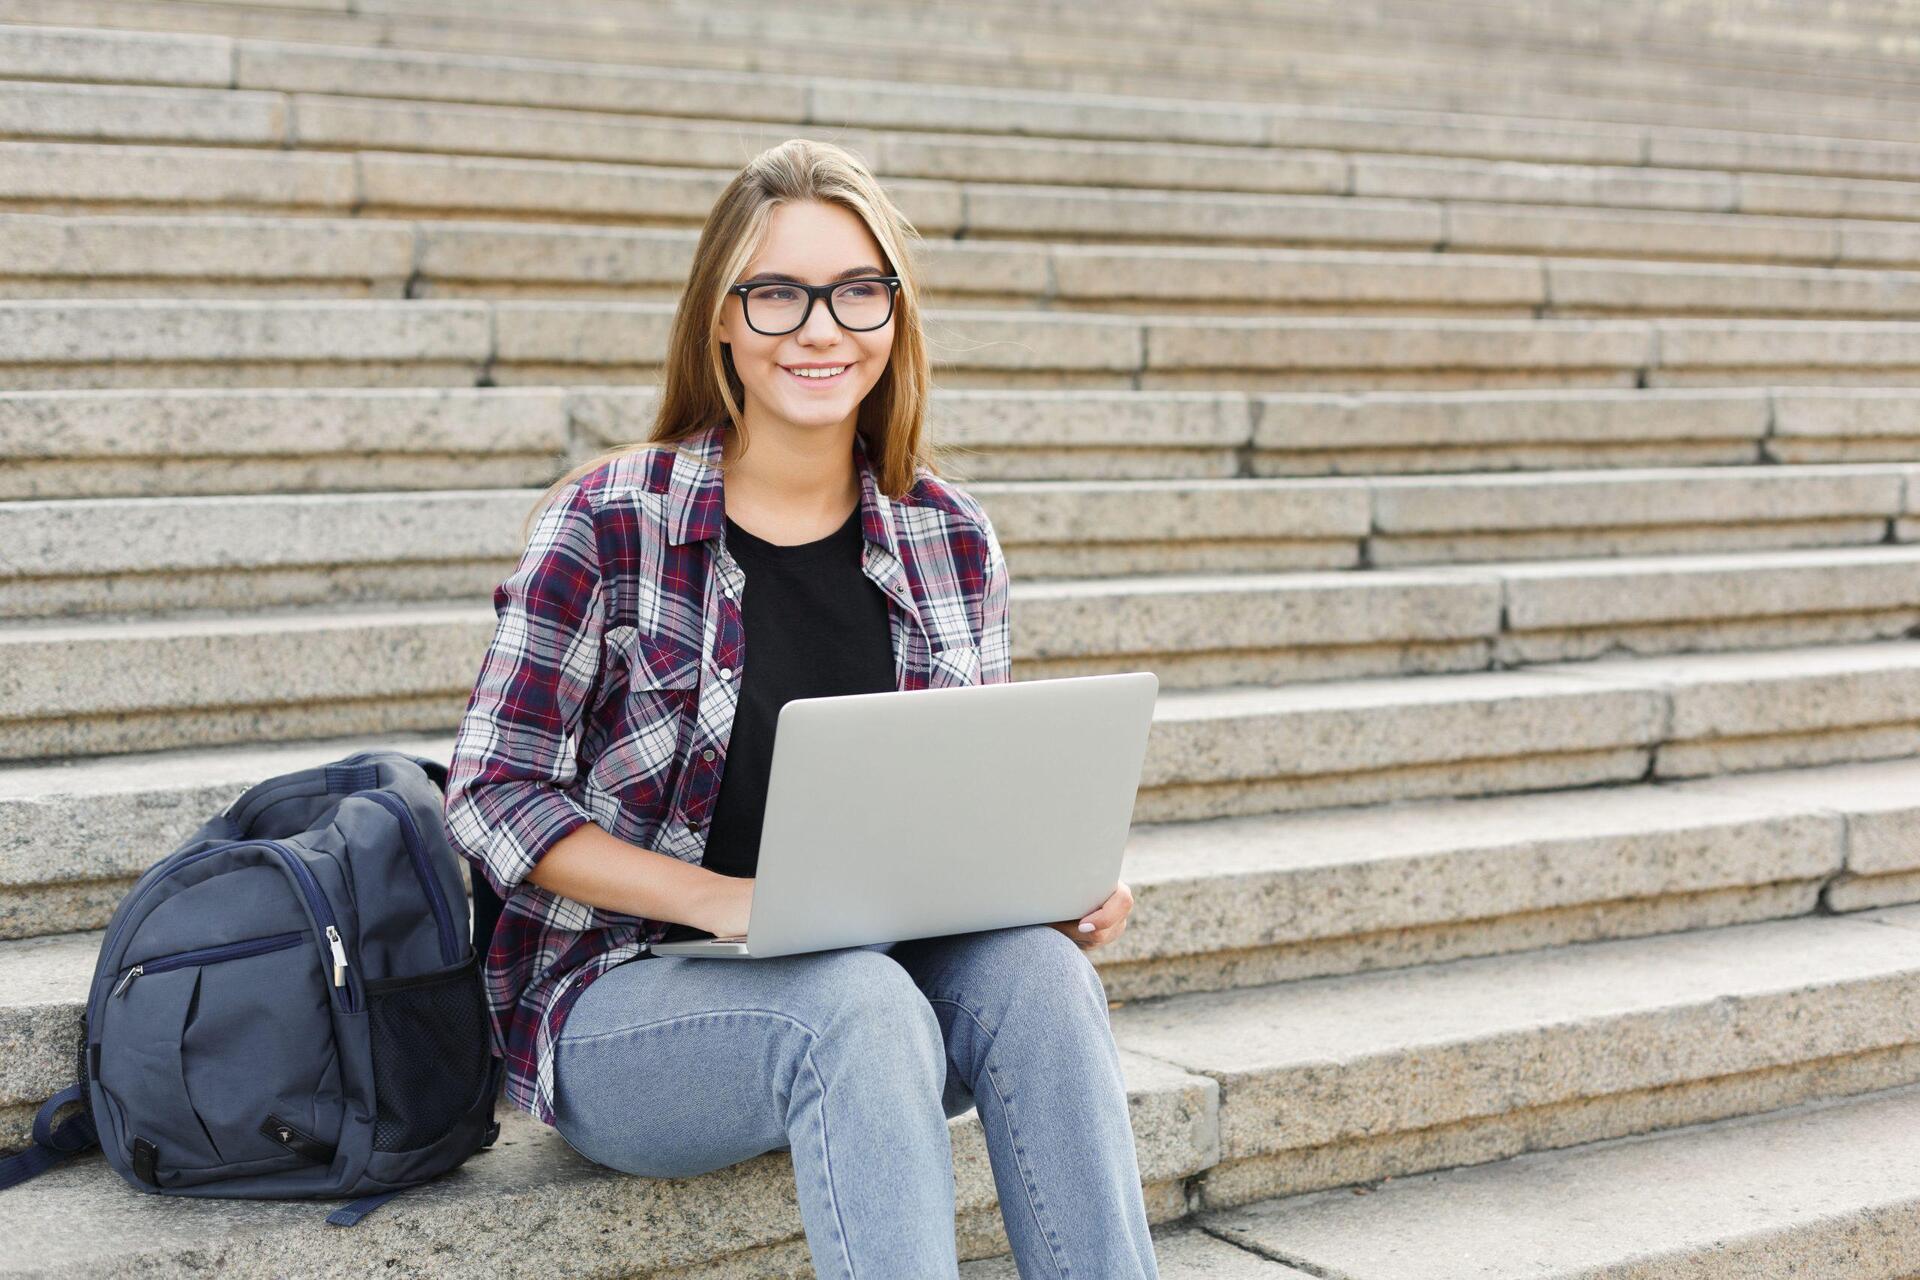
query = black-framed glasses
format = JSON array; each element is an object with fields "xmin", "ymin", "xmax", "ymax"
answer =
[{"xmin": 727, "ymin": 275, "xmax": 901, "ymax": 336}]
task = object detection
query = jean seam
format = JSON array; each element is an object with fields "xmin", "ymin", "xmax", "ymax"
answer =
[
  {"xmin": 926, "ymin": 994, "xmax": 1069, "ymax": 1280},
  {"xmin": 797, "ymin": 1034, "xmax": 858, "ymax": 1280}
]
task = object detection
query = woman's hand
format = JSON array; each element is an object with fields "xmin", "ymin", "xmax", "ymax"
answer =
[
  {"xmin": 1052, "ymin": 880, "xmax": 1132, "ymax": 951},
  {"xmin": 698, "ymin": 872, "xmax": 755, "ymax": 939}
]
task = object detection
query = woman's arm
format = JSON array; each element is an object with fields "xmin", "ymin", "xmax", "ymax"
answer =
[
  {"xmin": 445, "ymin": 480, "xmax": 757, "ymax": 938},
  {"xmin": 445, "ymin": 482, "xmax": 610, "ymax": 902},
  {"xmin": 444, "ymin": 479, "xmax": 756, "ymax": 937},
  {"xmin": 524, "ymin": 823, "xmax": 749, "ymax": 935}
]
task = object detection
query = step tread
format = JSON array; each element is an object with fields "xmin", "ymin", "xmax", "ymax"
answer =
[
  {"xmin": 20, "ymin": 539, "xmax": 1920, "ymax": 638},
  {"xmin": 3, "ymin": 135, "xmax": 1914, "ymax": 231},
  {"xmin": 9, "ymin": 207, "xmax": 1920, "ymax": 287},
  {"xmin": 1109, "ymin": 905, "xmax": 1920, "ymax": 1074},
  {"xmin": 0, "ymin": 730, "xmax": 455, "ymax": 803},
  {"xmin": 1157, "ymin": 635, "xmax": 1920, "ymax": 713},
  {"xmin": 1192, "ymin": 1082, "xmax": 1920, "ymax": 1279},
  {"xmin": 6, "ymin": 629, "xmax": 1916, "ymax": 701}
]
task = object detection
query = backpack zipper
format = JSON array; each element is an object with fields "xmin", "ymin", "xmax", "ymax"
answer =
[
  {"xmin": 111, "ymin": 930, "xmax": 305, "ymax": 999},
  {"xmin": 263, "ymin": 840, "xmax": 358, "ymax": 1014},
  {"xmin": 92, "ymin": 839, "xmax": 360, "ymax": 1023},
  {"xmin": 91, "ymin": 841, "xmax": 261, "ymax": 1028},
  {"xmin": 359, "ymin": 790, "xmax": 461, "ymax": 966}
]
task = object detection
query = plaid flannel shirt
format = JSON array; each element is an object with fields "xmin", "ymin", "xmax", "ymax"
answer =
[{"xmin": 444, "ymin": 421, "xmax": 1011, "ymax": 1127}]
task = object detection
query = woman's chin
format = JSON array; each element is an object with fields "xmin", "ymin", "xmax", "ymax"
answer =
[{"xmin": 772, "ymin": 392, "xmax": 859, "ymax": 423}]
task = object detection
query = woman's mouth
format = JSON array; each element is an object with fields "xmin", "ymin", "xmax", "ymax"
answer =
[{"xmin": 782, "ymin": 362, "xmax": 852, "ymax": 386}]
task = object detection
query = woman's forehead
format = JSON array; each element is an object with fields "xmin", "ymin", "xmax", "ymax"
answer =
[{"xmin": 750, "ymin": 201, "xmax": 886, "ymax": 273}]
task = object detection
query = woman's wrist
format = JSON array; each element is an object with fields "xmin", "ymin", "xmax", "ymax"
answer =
[{"xmin": 688, "ymin": 867, "xmax": 736, "ymax": 934}]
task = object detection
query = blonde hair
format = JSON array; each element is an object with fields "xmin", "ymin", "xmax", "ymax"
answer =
[{"xmin": 519, "ymin": 137, "xmax": 951, "ymax": 544}]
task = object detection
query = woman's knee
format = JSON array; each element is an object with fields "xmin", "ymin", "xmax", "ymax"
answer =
[
  {"xmin": 973, "ymin": 924, "xmax": 1112, "ymax": 1025},
  {"xmin": 804, "ymin": 947, "xmax": 945, "ymax": 1059}
]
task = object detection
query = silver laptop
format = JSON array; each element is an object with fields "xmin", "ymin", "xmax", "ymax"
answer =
[{"xmin": 648, "ymin": 670, "xmax": 1159, "ymax": 958}]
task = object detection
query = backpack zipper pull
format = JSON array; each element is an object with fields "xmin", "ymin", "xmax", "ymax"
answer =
[
  {"xmin": 325, "ymin": 925, "xmax": 349, "ymax": 989},
  {"xmin": 112, "ymin": 964, "xmax": 143, "ymax": 999}
]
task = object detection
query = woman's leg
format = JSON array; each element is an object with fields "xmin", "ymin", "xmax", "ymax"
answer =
[
  {"xmin": 549, "ymin": 945, "xmax": 972, "ymax": 1279},
  {"xmin": 889, "ymin": 924, "xmax": 1162, "ymax": 1280}
]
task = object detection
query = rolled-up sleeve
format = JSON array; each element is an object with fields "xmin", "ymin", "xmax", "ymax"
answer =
[
  {"xmin": 445, "ymin": 482, "xmax": 605, "ymax": 900},
  {"xmin": 977, "ymin": 516, "xmax": 1011, "ymax": 686}
]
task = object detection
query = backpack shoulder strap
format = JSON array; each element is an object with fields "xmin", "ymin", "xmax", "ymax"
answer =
[
  {"xmin": 0, "ymin": 1083, "xmax": 98, "ymax": 1191},
  {"xmin": 325, "ymin": 1185, "xmax": 411, "ymax": 1226}
]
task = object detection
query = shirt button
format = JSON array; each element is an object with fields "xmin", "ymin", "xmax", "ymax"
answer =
[
  {"xmin": 723, "ymin": 586, "xmax": 735, "ymax": 599},
  {"xmin": 702, "ymin": 749, "xmax": 715, "ymax": 762},
  {"xmin": 719, "ymin": 667, "xmax": 733, "ymax": 679}
]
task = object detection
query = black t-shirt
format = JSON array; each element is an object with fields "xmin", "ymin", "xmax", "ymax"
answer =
[{"xmin": 657, "ymin": 501, "xmax": 896, "ymax": 942}]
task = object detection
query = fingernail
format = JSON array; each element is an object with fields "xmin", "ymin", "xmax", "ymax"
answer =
[{"xmin": 1078, "ymin": 921, "xmax": 1094, "ymax": 932}]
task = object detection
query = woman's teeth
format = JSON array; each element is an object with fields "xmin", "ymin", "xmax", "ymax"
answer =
[{"xmin": 785, "ymin": 364, "xmax": 848, "ymax": 381}]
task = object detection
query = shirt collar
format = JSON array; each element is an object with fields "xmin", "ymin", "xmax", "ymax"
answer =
[{"xmin": 665, "ymin": 420, "xmax": 901, "ymax": 565}]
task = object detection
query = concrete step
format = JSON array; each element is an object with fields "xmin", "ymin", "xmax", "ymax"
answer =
[
  {"xmin": 1084, "ymin": 1084, "xmax": 1920, "ymax": 1280},
  {"xmin": 11, "ymin": 727, "xmax": 1916, "ymax": 975},
  {"xmin": 11, "ymin": 211, "xmax": 1920, "ymax": 316},
  {"xmin": 1341, "ymin": 461, "xmax": 1916, "ymax": 567},
  {"xmin": 13, "ymin": 17, "xmax": 1920, "ymax": 156},
  {"xmin": 1251, "ymin": 386, "xmax": 1920, "ymax": 473},
  {"xmin": 12, "ymin": 473, "xmax": 1920, "ymax": 663},
  {"xmin": 12, "ymin": 2, "xmax": 1920, "ymax": 124},
  {"xmin": 9, "ymin": 634, "xmax": 1920, "ymax": 891},
  {"xmin": 1108, "ymin": 904, "xmax": 1920, "ymax": 1208},
  {"xmin": 15, "ymin": 72, "xmax": 1920, "ymax": 197},
  {"xmin": 12, "ymin": 455, "xmax": 1914, "ymax": 585},
  {"xmin": 7, "ymin": 909, "xmax": 1920, "ymax": 1274},
  {"xmin": 15, "ymin": 298, "xmax": 1920, "ymax": 392},
  {"xmin": 10, "ymin": 386, "xmax": 1920, "ymax": 499},
  {"xmin": 10, "ymin": 138, "xmax": 1920, "ymax": 233}
]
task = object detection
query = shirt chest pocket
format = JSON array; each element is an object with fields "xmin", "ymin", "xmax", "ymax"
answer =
[{"xmin": 586, "ymin": 623, "xmax": 702, "ymax": 804}]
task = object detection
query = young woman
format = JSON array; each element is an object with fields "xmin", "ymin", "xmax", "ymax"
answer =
[{"xmin": 444, "ymin": 138, "xmax": 1158, "ymax": 1278}]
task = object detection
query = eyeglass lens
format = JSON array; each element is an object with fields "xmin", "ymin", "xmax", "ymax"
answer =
[{"xmin": 745, "ymin": 281, "xmax": 892, "ymax": 333}]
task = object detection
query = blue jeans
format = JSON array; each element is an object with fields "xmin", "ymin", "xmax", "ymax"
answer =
[{"xmin": 549, "ymin": 922, "xmax": 1161, "ymax": 1279}]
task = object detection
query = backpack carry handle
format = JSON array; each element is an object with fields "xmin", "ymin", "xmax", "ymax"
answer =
[{"xmin": 406, "ymin": 754, "xmax": 449, "ymax": 790}]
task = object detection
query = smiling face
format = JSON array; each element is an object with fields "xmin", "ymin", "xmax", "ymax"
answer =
[{"xmin": 714, "ymin": 199, "xmax": 897, "ymax": 443}]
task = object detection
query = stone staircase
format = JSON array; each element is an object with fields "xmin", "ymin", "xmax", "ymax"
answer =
[{"xmin": 5, "ymin": 2, "xmax": 1920, "ymax": 1275}]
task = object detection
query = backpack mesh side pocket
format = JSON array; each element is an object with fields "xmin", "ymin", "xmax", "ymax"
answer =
[{"xmin": 364, "ymin": 951, "xmax": 491, "ymax": 1152}]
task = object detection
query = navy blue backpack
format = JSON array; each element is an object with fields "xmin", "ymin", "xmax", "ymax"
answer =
[{"xmin": 0, "ymin": 749, "xmax": 507, "ymax": 1226}]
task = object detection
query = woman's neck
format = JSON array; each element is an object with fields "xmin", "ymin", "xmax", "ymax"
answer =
[{"xmin": 721, "ymin": 417, "xmax": 862, "ymax": 544}]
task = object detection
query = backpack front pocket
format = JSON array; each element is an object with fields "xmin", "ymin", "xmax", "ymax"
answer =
[
  {"xmin": 98, "ymin": 929, "xmax": 347, "ymax": 1184},
  {"xmin": 94, "ymin": 963, "xmax": 222, "ymax": 1173}
]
